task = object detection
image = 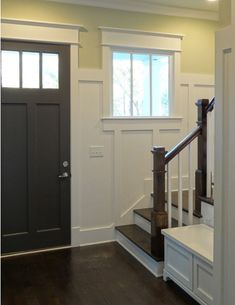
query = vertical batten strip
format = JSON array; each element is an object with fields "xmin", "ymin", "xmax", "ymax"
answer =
[
  {"xmin": 188, "ymin": 144, "xmax": 193, "ymax": 225},
  {"xmin": 178, "ymin": 153, "xmax": 183, "ymax": 226},
  {"xmin": 167, "ymin": 163, "xmax": 172, "ymax": 228},
  {"xmin": 207, "ymin": 112, "xmax": 212, "ymax": 198}
]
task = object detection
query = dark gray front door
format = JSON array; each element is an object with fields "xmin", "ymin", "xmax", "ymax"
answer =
[{"xmin": 1, "ymin": 41, "xmax": 71, "ymax": 254}]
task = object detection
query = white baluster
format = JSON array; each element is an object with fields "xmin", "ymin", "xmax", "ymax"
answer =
[
  {"xmin": 178, "ymin": 153, "xmax": 183, "ymax": 226},
  {"xmin": 188, "ymin": 144, "xmax": 193, "ymax": 225},
  {"xmin": 167, "ymin": 163, "xmax": 172, "ymax": 228}
]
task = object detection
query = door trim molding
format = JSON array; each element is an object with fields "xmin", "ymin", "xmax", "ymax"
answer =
[{"xmin": 1, "ymin": 18, "xmax": 86, "ymax": 46}]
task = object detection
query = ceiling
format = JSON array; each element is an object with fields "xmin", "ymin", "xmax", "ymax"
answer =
[{"xmin": 48, "ymin": 0, "xmax": 219, "ymax": 20}]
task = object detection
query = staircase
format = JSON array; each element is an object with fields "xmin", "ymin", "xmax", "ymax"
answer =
[{"xmin": 115, "ymin": 98, "xmax": 215, "ymax": 277}]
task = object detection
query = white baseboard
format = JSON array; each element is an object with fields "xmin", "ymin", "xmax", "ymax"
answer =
[
  {"xmin": 116, "ymin": 231, "xmax": 163, "ymax": 277},
  {"xmin": 71, "ymin": 226, "xmax": 81, "ymax": 247}
]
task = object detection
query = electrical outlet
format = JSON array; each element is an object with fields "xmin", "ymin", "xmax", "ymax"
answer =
[{"xmin": 89, "ymin": 146, "xmax": 104, "ymax": 158}]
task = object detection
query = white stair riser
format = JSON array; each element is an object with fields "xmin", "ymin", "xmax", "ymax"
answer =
[
  {"xmin": 134, "ymin": 207, "xmax": 200, "ymax": 233},
  {"xmin": 116, "ymin": 231, "xmax": 163, "ymax": 277},
  {"xmin": 201, "ymin": 202, "xmax": 214, "ymax": 227},
  {"xmin": 134, "ymin": 214, "xmax": 151, "ymax": 234}
]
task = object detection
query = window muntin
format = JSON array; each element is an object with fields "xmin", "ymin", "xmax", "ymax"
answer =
[
  {"xmin": 1, "ymin": 51, "xmax": 59, "ymax": 89},
  {"xmin": 112, "ymin": 51, "xmax": 170, "ymax": 117}
]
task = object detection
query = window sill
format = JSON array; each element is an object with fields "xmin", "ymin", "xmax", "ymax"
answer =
[
  {"xmin": 101, "ymin": 116, "xmax": 183, "ymax": 132},
  {"xmin": 101, "ymin": 116, "xmax": 183, "ymax": 121}
]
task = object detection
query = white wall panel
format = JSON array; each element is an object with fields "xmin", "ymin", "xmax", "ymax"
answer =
[
  {"xmin": 120, "ymin": 131, "xmax": 153, "ymax": 216},
  {"xmin": 78, "ymin": 81, "xmax": 114, "ymax": 228},
  {"xmin": 75, "ymin": 71, "xmax": 214, "ymax": 244}
]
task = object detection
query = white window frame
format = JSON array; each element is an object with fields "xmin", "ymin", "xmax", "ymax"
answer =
[{"xmin": 100, "ymin": 26, "xmax": 184, "ymax": 119}]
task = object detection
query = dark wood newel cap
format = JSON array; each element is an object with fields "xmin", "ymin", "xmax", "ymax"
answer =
[
  {"xmin": 195, "ymin": 99, "xmax": 209, "ymax": 107},
  {"xmin": 151, "ymin": 146, "xmax": 165, "ymax": 153}
]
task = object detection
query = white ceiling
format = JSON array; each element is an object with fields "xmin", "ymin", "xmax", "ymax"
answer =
[{"xmin": 48, "ymin": 0, "xmax": 219, "ymax": 20}]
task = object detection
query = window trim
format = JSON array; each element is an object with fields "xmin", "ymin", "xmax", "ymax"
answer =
[{"xmin": 100, "ymin": 26, "xmax": 184, "ymax": 119}]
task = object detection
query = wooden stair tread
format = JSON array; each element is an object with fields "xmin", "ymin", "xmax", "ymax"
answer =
[
  {"xmin": 134, "ymin": 208, "xmax": 183, "ymax": 227},
  {"xmin": 116, "ymin": 224, "xmax": 162, "ymax": 261},
  {"xmin": 134, "ymin": 208, "xmax": 153, "ymax": 221}
]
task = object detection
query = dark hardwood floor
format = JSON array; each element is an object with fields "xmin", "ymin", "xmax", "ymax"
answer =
[{"xmin": 2, "ymin": 242, "xmax": 199, "ymax": 305}]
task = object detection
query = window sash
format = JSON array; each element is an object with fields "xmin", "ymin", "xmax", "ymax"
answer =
[{"xmin": 112, "ymin": 49, "xmax": 172, "ymax": 117}]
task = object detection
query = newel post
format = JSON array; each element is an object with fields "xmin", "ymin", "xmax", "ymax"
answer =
[
  {"xmin": 194, "ymin": 99, "xmax": 209, "ymax": 217},
  {"xmin": 151, "ymin": 147, "xmax": 168, "ymax": 260}
]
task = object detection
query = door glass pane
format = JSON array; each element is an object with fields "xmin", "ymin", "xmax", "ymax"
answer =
[
  {"xmin": 42, "ymin": 53, "xmax": 59, "ymax": 89},
  {"xmin": 22, "ymin": 52, "xmax": 40, "ymax": 88},
  {"xmin": 2, "ymin": 51, "xmax": 20, "ymax": 88},
  {"xmin": 133, "ymin": 54, "xmax": 150, "ymax": 116},
  {"xmin": 152, "ymin": 55, "xmax": 169, "ymax": 116},
  {"xmin": 113, "ymin": 52, "xmax": 131, "ymax": 116}
]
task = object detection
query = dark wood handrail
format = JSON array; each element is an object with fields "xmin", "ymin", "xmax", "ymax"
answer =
[
  {"xmin": 150, "ymin": 98, "xmax": 213, "ymax": 259},
  {"xmin": 165, "ymin": 126, "xmax": 201, "ymax": 164},
  {"xmin": 206, "ymin": 97, "xmax": 215, "ymax": 113}
]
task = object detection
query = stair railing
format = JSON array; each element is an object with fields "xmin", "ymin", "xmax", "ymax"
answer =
[{"xmin": 151, "ymin": 98, "xmax": 215, "ymax": 259}]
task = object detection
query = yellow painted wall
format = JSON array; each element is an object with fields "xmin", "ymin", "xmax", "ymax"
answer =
[{"xmin": 2, "ymin": 0, "xmax": 218, "ymax": 74}]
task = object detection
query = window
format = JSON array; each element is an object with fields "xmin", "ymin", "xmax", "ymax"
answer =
[
  {"xmin": 113, "ymin": 51, "xmax": 170, "ymax": 117},
  {"xmin": 2, "ymin": 51, "xmax": 20, "ymax": 88},
  {"xmin": 1, "ymin": 51, "xmax": 59, "ymax": 89},
  {"xmin": 100, "ymin": 27, "xmax": 183, "ymax": 118}
]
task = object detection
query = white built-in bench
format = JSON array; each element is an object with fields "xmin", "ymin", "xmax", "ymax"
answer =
[{"xmin": 162, "ymin": 224, "xmax": 213, "ymax": 305}]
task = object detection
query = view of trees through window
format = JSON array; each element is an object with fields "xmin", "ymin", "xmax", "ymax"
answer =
[{"xmin": 113, "ymin": 51, "xmax": 169, "ymax": 117}]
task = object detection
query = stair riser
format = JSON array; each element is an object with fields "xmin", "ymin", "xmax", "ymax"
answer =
[
  {"xmin": 201, "ymin": 201, "xmax": 214, "ymax": 227},
  {"xmin": 135, "ymin": 206, "xmax": 200, "ymax": 233},
  {"xmin": 134, "ymin": 214, "xmax": 151, "ymax": 234},
  {"xmin": 116, "ymin": 231, "xmax": 163, "ymax": 277}
]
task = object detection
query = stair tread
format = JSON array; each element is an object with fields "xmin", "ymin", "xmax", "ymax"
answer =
[
  {"xmin": 134, "ymin": 208, "xmax": 153, "ymax": 221},
  {"xmin": 134, "ymin": 208, "xmax": 184, "ymax": 227},
  {"xmin": 116, "ymin": 224, "xmax": 162, "ymax": 261}
]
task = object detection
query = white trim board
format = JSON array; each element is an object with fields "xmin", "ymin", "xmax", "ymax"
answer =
[
  {"xmin": 99, "ymin": 26, "xmax": 183, "ymax": 51},
  {"xmin": 1, "ymin": 18, "xmax": 86, "ymax": 46}
]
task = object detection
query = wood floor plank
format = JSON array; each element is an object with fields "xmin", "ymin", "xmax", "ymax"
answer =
[{"xmin": 2, "ymin": 242, "xmax": 199, "ymax": 305}]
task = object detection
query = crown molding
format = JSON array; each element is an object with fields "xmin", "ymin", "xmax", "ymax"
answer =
[{"xmin": 48, "ymin": 0, "xmax": 219, "ymax": 21}]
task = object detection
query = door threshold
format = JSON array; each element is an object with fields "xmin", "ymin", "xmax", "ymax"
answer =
[{"xmin": 1, "ymin": 244, "xmax": 74, "ymax": 259}]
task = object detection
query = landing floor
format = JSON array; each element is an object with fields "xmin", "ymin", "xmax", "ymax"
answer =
[{"xmin": 2, "ymin": 242, "xmax": 199, "ymax": 305}]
